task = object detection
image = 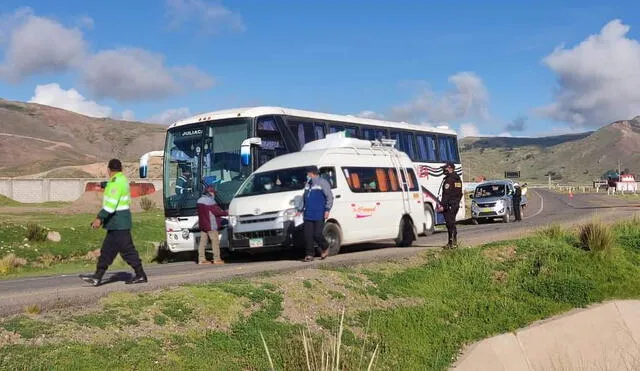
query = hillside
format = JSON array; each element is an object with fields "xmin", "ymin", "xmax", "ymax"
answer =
[
  {"xmin": 0, "ymin": 99, "xmax": 166, "ymax": 177},
  {"xmin": 460, "ymin": 116, "xmax": 640, "ymax": 184}
]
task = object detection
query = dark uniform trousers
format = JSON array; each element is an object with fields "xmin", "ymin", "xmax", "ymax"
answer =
[
  {"xmin": 443, "ymin": 202, "xmax": 460, "ymax": 245},
  {"xmin": 96, "ymin": 230, "xmax": 144, "ymax": 278},
  {"xmin": 304, "ymin": 220, "xmax": 327, "ymax": 257}
]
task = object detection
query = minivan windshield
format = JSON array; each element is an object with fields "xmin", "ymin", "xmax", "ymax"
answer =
[
  {"xmin": 474, "ymin": 184, "xmax": 506, "ymax": 198},
  {"xmin": 235, "ymin": 166, "xmax": 309, "ymax": 197}
]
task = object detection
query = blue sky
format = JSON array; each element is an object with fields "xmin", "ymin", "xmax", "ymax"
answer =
[{"xmin": 1, "ymin": 1, "xmax": 639, "ymax": 137}]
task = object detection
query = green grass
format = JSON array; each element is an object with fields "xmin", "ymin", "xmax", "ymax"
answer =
[
  {"xmin": 0, "ymin": 212, "xmax": 165, "ymax": 278},
  {"xmin": 0, "ymin": 220, "xmax": 639, "ymax": 370}
]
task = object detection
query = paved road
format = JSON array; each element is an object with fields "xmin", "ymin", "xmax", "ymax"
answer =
[{"xmin": 0, "ymin": 189, "xmax": 638, "ymax": 316}]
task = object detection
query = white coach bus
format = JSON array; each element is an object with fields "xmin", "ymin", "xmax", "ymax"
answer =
[{"xmin": 139, "ymin": 107, "xmax": 463, "ymax": 254}]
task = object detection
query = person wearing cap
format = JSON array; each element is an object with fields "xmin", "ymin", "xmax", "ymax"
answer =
[
  {"xmin": 80, "ymin": 159, "xmax": 147, "ymax": 286},
  {"xmin": 196, "ymin": 183, "xmax": 228, "ymax": 264},
  {"xmin": 298, "ymin": 165, "xmax": 334, "ymax": 262},
  {"xmin": 513, "ymin": 182, "xmax": 523, "ymax": 221},
  {"xmin": 176, "ymin": 167, "xmax": 193, "ymax": 195},
  {"xmin": 437, "ymin": 161, "xmax": 463, "ymax": 249}
]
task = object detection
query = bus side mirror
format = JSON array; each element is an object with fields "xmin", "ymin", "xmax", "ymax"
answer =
[{"xmin": 240, "ymin": 137, "xmax": 262, "ymax": 166}]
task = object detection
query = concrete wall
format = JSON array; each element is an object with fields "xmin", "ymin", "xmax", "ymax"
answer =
[{"xmin": 0, "ymin": 178, "xmax": 163, "ymax": 203}]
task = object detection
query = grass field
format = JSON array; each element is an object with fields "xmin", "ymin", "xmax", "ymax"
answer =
[
  {"xmin": 0, "ymin": 211, "xmax": 165, "ymax": 278},
  {"xmin": 1, "ymin": 218, "xmax": 638, "ymax": 370}
]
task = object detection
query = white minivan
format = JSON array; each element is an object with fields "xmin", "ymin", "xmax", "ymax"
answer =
[{"xmin": 226, "ymin": 132, "xmax": 429, "ymax": 256}]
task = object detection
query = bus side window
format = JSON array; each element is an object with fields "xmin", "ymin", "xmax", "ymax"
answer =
[
  {"xmin": 257, "ymin": 116, "xmax": 287, "ymax": 166},
  {"xmin": 437, "ymin": 135, "xmax": 460, "ymax": 163},
  {"xmin": 314, "ymin": 122, "xmax": 326, "ymax": 139}
]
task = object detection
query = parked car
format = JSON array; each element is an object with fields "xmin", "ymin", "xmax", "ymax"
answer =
[{"xmin": 469, "ymin": 180, "xmax": 516, "ymax": 224}]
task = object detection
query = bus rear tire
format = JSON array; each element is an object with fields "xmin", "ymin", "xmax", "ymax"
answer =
[
  {"xmin": 396, "ymin": 216, "xmax": 415, "ymax": 247},
  {"xmin": 323, "ymin": 222, "xmax": 342, "ymax": 256}
]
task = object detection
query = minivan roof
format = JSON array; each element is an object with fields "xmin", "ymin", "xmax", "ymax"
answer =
[{"xmin": 252, "ymin": 142, "xmax": 411, "ymax": 174}]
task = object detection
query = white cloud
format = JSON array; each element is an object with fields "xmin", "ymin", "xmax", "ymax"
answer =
[
  {"xmin": 165, "ymin": 0, "xmax": 245, "ymax": 34},
  {"xmin": 173, "ymin": 65, "xmax": 215, "ymax": 90},
  {"xmin": 29, "ymin": 83, "xmax": 112, "ymax": 118},
  {"xmin": 0, "ymin": 9, "xmax": 86, "ymax": 82},
  {"xmin": 0, "ymin": 9, "xmax": 216, "ymax": 102},
  {"xmin": 537, "ymin": 19, "xmax": 640, "ymax": 128},
  {"xmin": 121, "ymin": 109, "xmax": 136, "ymax": 121},
  {"xmin": 355, "ymin": 110, "xmax": 384, "ymax": 119},
  {"xmin": 459, "ymin": 122, "xmax": 480, "ymax": 138},
  {"xmin": 148, "ymin": 107, "xmax": 192, "ymax": 124},
  {"xmin": 82, "ymin": 48, "xmax": 213, "ymax": 101},
  {"xmin": 391, "ymin": 72, "xmax": 490, "ymax": 123},
  {"xmin": 77, "ymin": 15, "xmax": 94, "ymax": 30}
]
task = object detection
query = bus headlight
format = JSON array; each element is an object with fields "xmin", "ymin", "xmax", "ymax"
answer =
[
  {"xmin": 228, "ymin": 216, "xmax": 237, "ymax": 227},
  {"xmin": 182, "ymin": 229, "xmax": 190, "ymax": 239}
]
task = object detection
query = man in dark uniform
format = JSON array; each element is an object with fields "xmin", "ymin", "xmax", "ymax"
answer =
[
  {"xmin": 438, "ymin": 161, "xmax": 463, "ymax": 249},
  {"xmin": 513, "ymin": 183, "xmax": 522, "ymax": 221}
]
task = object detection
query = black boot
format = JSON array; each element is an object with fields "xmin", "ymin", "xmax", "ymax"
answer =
[
  {"xmin": 126, "ymin": 267, "xmax": 148, "ymax": 285},
  {"xmin": 79, "ymin": 269, "xmax": 104, "ymax": 287},
  {"xmin": 452, "ymin": 230, "xmax": 458, "ymax": 248},
  {"xmin": 445, "ymin": 230, "xmax": 453, "ymax": 249}
]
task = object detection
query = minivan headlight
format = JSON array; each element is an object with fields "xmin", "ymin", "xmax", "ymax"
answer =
[
  {"xmin": 282, "ymin": 208, "xmax": 297, "ymax": 221},
  {"xmin": 228, "ymin": 216, "xmax": 237, "ymax": 227}
]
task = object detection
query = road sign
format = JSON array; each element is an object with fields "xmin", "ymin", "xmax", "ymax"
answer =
[{"xmin": 505, "ymin": 171, "xmax": 520, "ymax": 179}]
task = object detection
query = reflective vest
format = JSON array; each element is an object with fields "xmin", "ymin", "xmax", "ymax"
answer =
[{"xmin": 97, "ymin": 172, "xmax": 132, "ymax": 230}]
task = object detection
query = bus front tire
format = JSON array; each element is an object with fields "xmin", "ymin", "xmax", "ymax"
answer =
[
  {"xmin": 323, "ymin": 222, "xmax": 342, "ymax": 256},
  {"xmin": 422, "ymin": 205, "xmax": 435, "ymax": 236}
]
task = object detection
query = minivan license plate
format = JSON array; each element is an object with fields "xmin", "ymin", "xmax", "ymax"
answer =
[{"xmin": 249, "ymin": 238, "xmax": 263, "ymax": 248}]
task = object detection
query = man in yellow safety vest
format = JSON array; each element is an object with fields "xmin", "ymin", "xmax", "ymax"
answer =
[{"xmin": 79, "ymin": 159, "xmax": 147, "ymax": 286}]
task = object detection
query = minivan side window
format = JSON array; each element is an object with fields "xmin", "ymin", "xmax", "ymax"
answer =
[
  {"xmin": 319, "ymin": 167, "xmax": 337, "ymax": 189},
  {"xmin": 342, "ymin": 167, "xmax": 419, "ymax": 193}
]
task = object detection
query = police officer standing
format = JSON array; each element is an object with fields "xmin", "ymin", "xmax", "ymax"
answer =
[
  {"xmin": 438, "ymin": 161, "xmax": 463, "ymax": 249},
  {"xmin": 80, "ymin": 159, "xmax": 148, "ymax": 286},
  {"xmin": 513, "ymin": 183, "xmax": 523, "ymax": 221}
]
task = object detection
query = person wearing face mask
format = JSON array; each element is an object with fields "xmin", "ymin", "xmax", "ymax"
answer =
[{"xmin": 298, "ymin": 166, "xmax": 334, "ymax": 262}]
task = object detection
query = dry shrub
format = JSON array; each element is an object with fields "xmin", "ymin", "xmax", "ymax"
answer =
[
  {"xmin": 579, "ymin": 222, "xmax": 614, "ymax": 253},
  {"xmin": 0, "ymin": 253, "xmax": 28, "ymax": 275},
  {"xmin": 26, "ymin": 223, "xmax": 48, "ymax": 242},
  {"xmin": 139, "ymin": 197, "xmax": 157, "ymax": 211}
]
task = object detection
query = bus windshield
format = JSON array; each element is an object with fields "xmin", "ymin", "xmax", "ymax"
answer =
[
  {"xmin": 235, "ymin": 166, "xmax": 309, "ymax": 197},
  {"xmin": 163, "ymin": 118, "xmax": 251, "ymax": 211}
]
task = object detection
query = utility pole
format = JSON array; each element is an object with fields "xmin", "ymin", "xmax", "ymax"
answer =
[{"xmin": 618, "ymin": 159, "xmax": 621, "ymax": 175}]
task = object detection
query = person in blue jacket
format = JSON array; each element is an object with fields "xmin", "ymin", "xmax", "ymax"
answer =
[{"xmin": 299, "ymin": 166, "xmax": 334, "ymax": 262}]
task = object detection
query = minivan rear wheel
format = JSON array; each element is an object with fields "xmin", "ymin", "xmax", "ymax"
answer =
[{"xmin": 323, "ymin": 222, "xmax": 342, "ymax": 256}]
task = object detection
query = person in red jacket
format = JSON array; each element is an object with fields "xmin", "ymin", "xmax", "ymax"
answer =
[{"xmin": 196, "ymin": 184, "xmax": 228, "ymax": 264}]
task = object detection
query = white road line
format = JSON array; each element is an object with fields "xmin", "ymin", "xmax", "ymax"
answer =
[{"xmin": 523, "ymin": 189, "xmax": 544, "ymax": 220}]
